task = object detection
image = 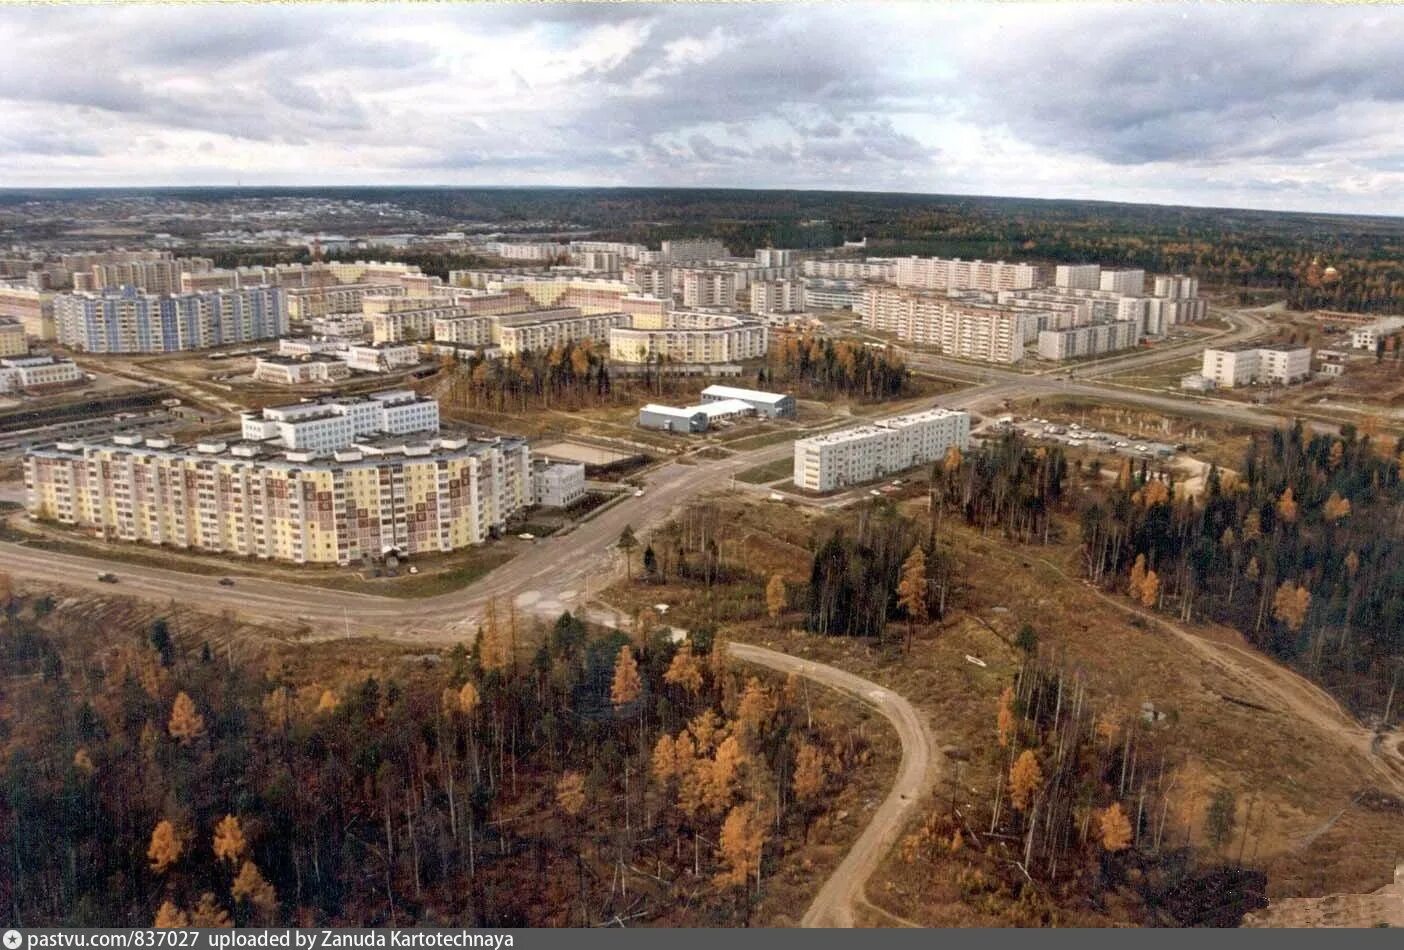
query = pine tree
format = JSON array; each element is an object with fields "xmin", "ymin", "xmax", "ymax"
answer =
[
  {"xmin": 896, "ymin": 545, "xmax": 929, "ymax": 651},
  {"xmin": 1009, "ymin": 750, "xmax": 1043, "ymax": 812},
  {"xmin": 618, "ymin": 525, "xmax": 639, "ymax": 579},
  {"xmin": 716, "ymin": 801, "xmax": 767, "ymax": 890},
  {"xmin": 663, "ymin": 649, "xmax": 704, "ymax": 695},
  {"xmin": 212, "ymin": 815, "xmax": 246, "ymax": 866},
  {"xmin": 154, "ymin": 901, "xmax": 189, "ymax": 928},
  {"xmin": 1099, "ymin": 802, "xmax": 1133, "ymax": 852}
]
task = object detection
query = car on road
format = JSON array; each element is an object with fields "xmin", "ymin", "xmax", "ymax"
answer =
[
  {"xmin": 634, "ymin": 489, "xmax": 644, "ymax": 497},
  {"xmin": 218, "ymin": 577, "xmax": 235, "ymax": 587},
  {"xmin": 408, "ymin": 565, "xmax": 419, "ymax": 575},
  {"xmin": 96, "ymin": 572, "xmax": 118, "ymax": 583}
]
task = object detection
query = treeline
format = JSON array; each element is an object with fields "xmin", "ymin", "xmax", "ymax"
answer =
[
  {"xmin": 767, "ymin": 334, "xmax": 909, "ymax": 401},
  {"xmin": 0, "ymin": 597, "xmax": 868, "ymax": 926},
  {"xmin": 931, "ymin": 438, "xmax": 1070, "ymax": 544},
  {"xmin": 1081, "ymin": 423, "xmax": 1404, "ymax": 717}
]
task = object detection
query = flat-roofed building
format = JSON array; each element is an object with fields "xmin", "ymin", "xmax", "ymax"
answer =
[
  {"xmin": 661, "ymin": 238, "xmax": 728, "ymax": 262},
  {"xmin": 638, "ymin": 398, "xmax": 756, "ymax": 433},
  {"xmin": 531, "ymin": 460, "xmax": 586, "ymax": 508},
  {"xmin": 0, "ymin": 286, "xmax": 56, "ymax": 339},
  {"xmin": 894, "ymin": 257, "xmax": 1038, "ymax": 292},
  {"xmin": 252, "ymin": 354, "xmax": 352, "ymax": 385},
  {"xmin": 609, "ymin": 311, "xmax": 768, "ymax": 364},
  {"xmin": 680, "ymin": 268, "xmax": 739, "ymax": 308},
  {"xmin": 1099, "ymin": 269, "xmax": 1146, "ymax": 296},
  {"xmin": 0, "ymin": 355, "xmax": 83, "ymax": 392},
  {"xmin": 750, "ymin": 279, "xmax": 805, "ymax": 315},
  {"xmin": 793, "ymin": 407, "xmax": 970, "ymax": 492},
  {"xmin": 240, "ymin": 389, "xmax": 439, "ymax": 451},
  {"xmin": 493, "ymin": 309, "xmax": 630, "ymax": 356},
  {"xmin": 865, "ymin": 285, "xmax": 1027, "ymax": 363},
  {"xmin": 1037, "ymin": 320, "xmax": 1141, "ymax": 360},
  {"xmin": 699, "ymin": 384, "xmax": 795, "ymax": 418},
  {"xmin": 55, "ymin": 286, "xmax": 287, "ymax": 353},
  {"xmin": 366, "ymin": 298, "xmax": 472, "ymax": 343},
  {"xmin": 1257, "ymin": 344, "xmax": 1313, "ymax": 384},
  {"xmin": 1055, "ymin": 264, "xmax": 1102, "ymax": 290},
  {"xmin": 1351, "ymin": 317, "xmax": 1404, "ymax": 350},
  {"xmin": 0, "ymin": 317, "xmax": 27, "ymax": 356},
  {"xmin": 343, "ymin": 342, "xmax": 421, "ymax": 373}
]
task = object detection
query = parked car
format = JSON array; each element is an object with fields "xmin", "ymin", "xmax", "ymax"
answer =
[
  {"xmin": 218, "ymin": 577, "xmax": 235, "ymax": 587},
  {"xmin": 96, "ymin": 572, "xmax": 118, "ymax": 583}
]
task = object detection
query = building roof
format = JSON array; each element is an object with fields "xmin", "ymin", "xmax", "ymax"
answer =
[
  {"xmin": 640, "ymin": 403, "xmax": 706, "ymax": 420},
  {"xmin": 700, "ymin": 384, "xmax": 790, "ymax": 405}
]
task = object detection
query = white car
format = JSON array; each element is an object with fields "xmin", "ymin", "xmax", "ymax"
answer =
[{"xmin": 634, "ymin": 489, "xmax": 645, "ymax": 497}]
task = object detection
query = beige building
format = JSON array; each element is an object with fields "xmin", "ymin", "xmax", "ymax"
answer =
[
  {"xmin": 865, "ymin": 285, "xmax": 1027, "ymax": 363},
  {"xmin": 894, "ymin": 257, "xmax": 1038, "ymax": 292},
  {"xmin": 679, "ymin": 268, "xmax": 740, "ymax": 308},
  {"xmin": 366, "ymin": 298, "xmax": 473, "ymax": 343},
  {"xmin": 252, "ymin": 354, "xmax": 352, "ymax": 385},
  {"xmin": 494, "ymin": 309, "xmax": 631, "ymax": 356},
  {"xmin": 608, "ymin": 311, "xmax": 768, "ymax": 364},
  {"xmin": 0, "ymin": 317, "xmax": 28, "ymax": 356},
  {"xmin": 0, "ymin": 286, "xmax": 56, "ymax": 339}
]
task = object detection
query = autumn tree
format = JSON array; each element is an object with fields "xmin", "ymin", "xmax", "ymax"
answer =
[
  {"xmin": 231, "ymin": 861, "xmax": 278, "ymax": 920},
  {"xmin": 1098, "ymin": 802, "xmax": 1133, "ymax": 852},
  {"xmin": 1323, "ymin": 491, "xmax": 1351, "ymax": 521},
  {"xmin": 478, "ymin": 600, "xmax": 509, "ymax": 674},
  {"xmin": 555, "ymin": 771, "xmax": 586, "ymax": 817},
  {"xmin": 895, "ymin": 545, "xmax": 929, "ymax": 652},
  {"xmin": 663, "ymin": 649, "xmax": 704, "ymax": 696},
  {"xmin": 996, "ymin": 686, "xmax": 1017, "ymax": 749},
  {"xmin": 792, "ymin": 741, "xmax": 826, "ymax": 810},
  {"xmin": 154, "ymin": 901, "xmax": 189, "ymax": 928},
  {"xmin": 765, "ymin": 574, "xmax": 787, "ymax": 621},
  {"xmin": 148, "ymin": 819, "xmax": 183, "ymax": 873},
  {"xmin": 1272, "ymin": 581, "xmax": 1311, "ymax": 632},
  {"xmin": 168, "ymin": 691, "xmax": 206, "ymax": 744},
  {"xmin": 1276, "ymin": 486, "xmax": 1299, "ymax": 524},
  {"xmin": 735, "ymin": 677, "xmax": 772, "ymax": 749},
  {"xmin": 610, "ymin": 645, "xmax": 642, "ymax": 709},
  {"xmin": 1008, "ymin": 750, "xmax": 1043, "ymax": 812},
  {"xmin": 716, "ymin": 801, "xmax": 767, "ymax": 891},
  {"xmin": 212, "ymin": 815, "xmax": 247, "ymax": 866},
  {"xmin": 190, "ymin": 893, "xmax": 232, "ymax": 928}
]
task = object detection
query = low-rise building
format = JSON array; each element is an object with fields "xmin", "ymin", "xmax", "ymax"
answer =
[
  {"xmin": 1201, "ymin": 344, "xmax": 1312, "ymax": 387},
  {"xmin": 699, "ymin": 384, "xmax": 795, "ymax": 418},
  {"xmin": 0, "ymin": 355, "xmax": 83, "ymax": 392},
  {"xmin": 240, "ymin": 390, "xmax": 439, "ymax": 451},
  {"xmin": 638, "ymin": 398, "xmax": 757, "ymax": 433},
  {"xmin": 343, "ymin": 342, "xmax": 421, "ymax": 373},
  {"xmin": 1350, "ymin": 317, "xmax": 1404, "ymax": 350},
  {"xmin": 792, "ymin": 407, "xmax": 970, "ymax": 493},
  {"xmin": 532, "ymin": 460, "xmax": 586, "ymax": 508},
  {"xmin": 252, "ymin": 354, "xmax": 352, "ymax": 385}
]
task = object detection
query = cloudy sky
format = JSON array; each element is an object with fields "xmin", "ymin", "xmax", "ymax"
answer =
[{"xmin": 2, "ymin": 1, "xmax": 1403, "ymax": 215}]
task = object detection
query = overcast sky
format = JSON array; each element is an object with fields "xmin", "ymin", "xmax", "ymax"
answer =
[{"xmin": 2, "ymin": 2, "xmax": 1402, "ymax": 215}]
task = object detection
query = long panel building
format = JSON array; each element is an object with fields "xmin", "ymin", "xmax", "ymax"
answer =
[
  {"xmin": 865, "ymin": 285, "xmax": 1027, "ymax": 363},
  {"xmin": 54, "ymin": 286, "xmax": 288, "ymax": 353},
  {"xmin": 25, "ymin": 392, "xmax": 529, "ymax": 565},
  {"xmin": 793, "ymin": 407, "xmax": 970, "ymax": 492}
]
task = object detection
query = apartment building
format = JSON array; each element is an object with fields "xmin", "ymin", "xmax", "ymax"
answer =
[
  {"xmin": 1351, "ymin": 317, "xmax": 1404, "ymax": 350},
  {"xmin": 366, "ymin": 298, "xmax": 472, "ymax": 343},
  {"xmin": 608, "ymin": 311, "xmax": 768, "ymax": 364},
  {"xmin": 482, "ymin": 242, "xmax": 569, "ymax": 262},
  {"xmin": 573, "ymin": 250, "xmax": 621, "ymax": 273},
  {"xmin": 793, "ymin": 407, "xmax": 971, "ymax": 492},
  {"xmin": 0, "ymin": 286, "xmax": 56, "ymax": 339},
  {"xmin": 1054, "ymin": 264, "xmax": 1102, "ymax": 291},
  {"xmin": 1201, "ymin": 345, "xmax": 1312, "ymax": 388},
  {"xmin": 1037, "ymin": 320, "xmax": 1141, "ymax": 360},
  {"xmin": 488, "ymin": 309, "xmax": 628, "ymax": 356},
  {"xmin": 750, "ymin": 279, "xmax": 806, "ymax": 315},
  {"xmin": 802, "ymin": 258, "xmax": 899, "ymax": 281},
  {"xmin": 1099, "ymin": 269, "xmax": 1146, "ymax": 296},
  {"xmin": 0, "ymin": 318, "xmax": 27, "ymax": 356},
  {"xmin": 568, "ymin": 241, "xmax": 649, "ymax": 262},
  {"xmin": 864, "ymin": 285, "xmax": 1028, "ymax": 363},
  {"xmin": 754, "ymin": 249, "xmax": 798, "ymax": 267},
  {"xmin": 803, "ymin": 278, "xmax": 867, "ymax": 313},
  {"xmin": 286, "ymin": 283, "xmax": 407, "ymax": 322},
  {"xmin": 0, "ymin": 355, "xmax": 83, "ymax": 392},
  {"xmin": 79, "ymin": 256, "xmax": 215, "ymax": 294},
  {"xmin": 661, "ymin": 238, "xmax": 728, "ymax": 262},
  {"xmin": 434, "ymin": 314, "xmax": 498, "ymax": 347},
  {"xmin": 240, "ymin": 390, "xmax": 439, "ymax": 451},
  {"xmin": 25, "ymin": 428, "xmax": 530, "ymax": 565},
  {"xmin": 55, "ymin": 286, "xmax": 288, "ymax": 354},
  {"xmin": 623, "ymin": 263, "xmax": 672, "ymax": 299},
  {"xmin": 679, "ymin": 268, "xmax": 739, "ymax": 308},
  {"xmin": 894, "ymin": 257, "xmax": 1039, "ymax": 292},
  {"xmin": 252, "ymin": 354, "xmax": 352, "ymax": 386},
  {"xmin": 532, "ymin": 460, "xmax": 586, "ymax": 508}
]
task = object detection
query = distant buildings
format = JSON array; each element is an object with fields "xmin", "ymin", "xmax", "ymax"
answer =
[
  {"xmin": 793, "ymin": 407, "xmax": 970, "ymax": 493},
  {"xmin": 802, "ymin": 278, "xmax": 866, "ymax": 313},
  {"xmin": 1201, "ymin": 344, "xmax": 1312, "ymax": 387},
  {"xmin": 679, "ymin": 268, "xmax": 739, "ymax": 308},
  {"xmin": 893, "ymin": 257, "xmax": 1039, "ymax": 293},
  {"xmin": 750, "ymin": 279, "xmax": 806, "ymax": 316},
  {"xmin": 0, "ymin": 355, "xmax": 83, "ymax": 392},
  {"xmin": 661, "ymin": 238, "xmax": 729, "ymax": 262},
  {"xmin": 54, "ymin": 286, "xmax": 287, "ymax": 354},
  {"xmin": 0, "ymin": 286, "xmax": 56, "ymax": 339},
  {"xmin": 0, "ymin": 318, "xmax": 27, "ymax": 357},
  {"xmin": 1037, "ymin": 320, "xmax": 1141, "ymax": 360},
  {"xmin": 865, "ymin": 285, "xmax": 1026, "ymax": 363},
  {"xmin": 26, "ymin": 391, "xmax": 529, "ymax": 565},
  {"xmin": 1350, "ymin": 317, "xmax": 1404, "ymax": 350},
  {"xmin": 608, "ymin": 311, "xmax": 768, "ymax": 364}
]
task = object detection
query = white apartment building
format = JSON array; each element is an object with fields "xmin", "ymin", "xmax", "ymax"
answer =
[
  {"xmin": 493, "ymin": 309, "xmax": 630, "ymax": 356},
  {"xmin": 679, "ymin": 268, "xmax": 739, "ymax": 308},
  {"xmin": 865, "ymin": 285, "xmax": 1027, "ymax": 363},
  {"xmin": 750, "ymin": 279, "xmax": 806, "ymax": 315},
  {"xmin": 366, "ymin": 299, "xmax": 472, "ymax": 343},
  {"xmin": 608, "ymin": 311, "xmax": 768, "ymax": 364},
  {"xmin": 1055, "ymin": 264, "xmax": 1102, "ymax": 291},
  {"xmin": 1153, "ymin": 275, "xmax": 1199, "ymax": 299},
  {"xmin": 1100, "ymin": 269, "xmax": 1146, "ymax": 296},
  {"xmin": 252, "ymin": 355, "xmax": 351, "ymax": 385},
  {"xmin": 802, "ymin": 258, "xmax": 899, "ymax": 281},
  {"xmin": 793, "ymin": 407, "xmax": 971, "ymax": 493},
  {"xmin": 278, "ymin": 338, "xmax": 347, "ymax": 357},
  {"xmin": 1038, "ymin": 320, "xmax": 1141, "ymax": 360},
  {"xmin": 574, "ymin": 250, "xmax": 621, "ymax": 273},
  {"xmin": 661, "ymin": 238, "xmax": 728, "ymax": 262},
  {"xmin": 0, "ymin": 355, "xmax": 83, "ymax": 392},
  {"xmin": 343, "ymin": 342, "xmax": 420, "ymax": 372},
  {"xmin": 894, "ymin": 257, "xmax": 1039, "ymax": 293},
  {"xmin": 623, "ymin": 263, "xmax": 672, "ymax": 299},
  {"xmin": 754, "ymin": 249, "xmax": 797, "ymax": 267},
  {"xmin": 1201, "ymin": 345, "xmax": 1311, "ymax": 388},
  {"xmin": 803, "ymin": 278, "xmax": 866, "ymax": 313},
  {"xmin": 55, "ymin": 286, "xmax": 287, "ymax": 353},
  {"xmin": 483, "ymin": 242, "xmax": 569, "ymax": 262},
  {"xmin": 240, "ymin": 390, "xmax": 439, "ymax": 451},
  {"xmin": 532, "ymin": 460, "xmax": 586, "ymax": 508},
  {"xmin": 1351, "ymin": 317, "xmax": 1404, "ymax": 350}
]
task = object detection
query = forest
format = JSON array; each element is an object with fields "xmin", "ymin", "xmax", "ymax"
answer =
[
  {"xmin": 0, "ymin": 592, "xmax": 870, "ymax": 926},
  {"xmin": 764, "ymin": 334, "xmax": 910, "ymax": 402}
]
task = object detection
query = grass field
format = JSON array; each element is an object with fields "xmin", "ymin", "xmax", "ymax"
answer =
[{"xmin": 735, "ymin": 457, "xmax": 795, "ymax": 484}]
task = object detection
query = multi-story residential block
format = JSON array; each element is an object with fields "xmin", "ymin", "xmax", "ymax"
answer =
[
  {"xmin": 661, "ymin": 238, "xmax": 728, "ymax": 262},
  {"xmin": 85, "ymin": 257, "xmax": 214, "ymax": 294},
  {"xmin": 0, "ymin": 317, "xmax": 28, "ymax": 356},
  {"xmin": 0, "ymin": 286, "xmax": 56, "ymax": 339},
  {"xmin": 801, "ymin": 258, "xmax": 900, "ymax": 281},
  {"xmin": 608, "ymin": 311, "xmax": 768, "ymax": 364},
  {"xmin": 343, "ymin": 342, "xmax": 421, "ymax": 373},
  {"xmin": 252, "ymin": 354, "xmax": 352, "ymax": 385},
  {"xmin": 1256, "ymin": 344, "xmax": 1313, "ymax": 384},
  {"xmin": 366, "ymin": 298, "xmax": 472, "ymax": 343},
  {"xmin": 623, "ymin": 263, "xmax": 672, "ymax": 299},
  {"xmin": 1201, "ymin": 346, "xmax": 1260, "ymax": 388},
  {"xmin": 864, "ymin": 285, "xmax": 1027, "ymax": 363},
  {"xmin": 574, "ymin": 250, "xmax": 621, "ymax": 273},
  {"xmin": 1037, "ymin": 320, "xmax": 1141, "ymax": 360},
  {"xmin": 531, "ymin": 460, "xmax": 586, "ymax": 508},
  {"xmin": 55, "ymin": 286, "xmax": 287, "ymax": 353},
  {"xmin": 0, "ymin": 355, "xmax": 83, "ymax": 392},
  {"xmin": 793, "ymin": 408, "xmax": 970, "ymax": 492},
  {"xmin": 286, "ymin": 283, "xmax": 407, "ymax": 322},
  {"xmin": 1153, "ymin": 275, "xmax": 1199, "ymax": 299},
  {"xmin": 25, "ymin": 425, "xmax": 530, "ymax": 565},
  {"xmin": 802, "ymin": 278, "xmax": 867, "ymax": 312},
  {"xmin": 1350, "ymin": 317, "xmax": 1404, "ymax": 350},
  {"xmin": 1054, "ymin": 264, "xmax": 1102, "ymax": 290},
  {"xmin": 679, "ymin": 268, "xmax": 739, "ymax": 308},
  {"xmin": 1201, "ymin": 345, "xmax": 1311, "ymax": 387},
  {"xmin": 493, "ymin": 309, "xmax": 630, "ymax": 356},
  {"xmin": 568, "ymin": 241, "xmax": 649, "ymax": 262},
  {"xmin": 240, "ymin": 390, "xmax": 439, "ymax": 451},
  {"xmin": 482, "ymin": 241, "xmax": 569, "ymax": 262},
  {"xmin": 749, "ymin": 279, "xmax": 806, "ymax": 315},
  {"xmin": 894, "ymin": 257, "xmax": 1039, "ymax": 292},
  {"xmin": 1099, "ymin": 269, "xmax": 1146, "ymax": 296}
]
